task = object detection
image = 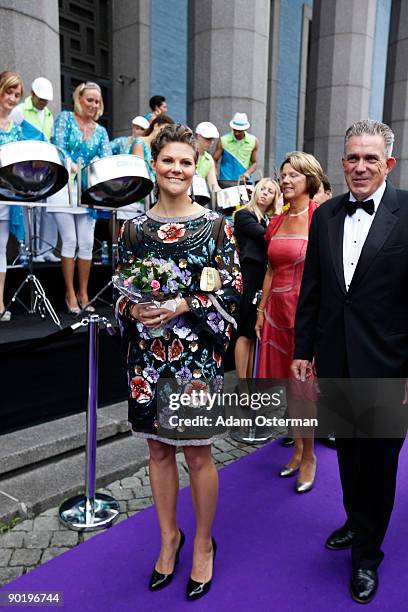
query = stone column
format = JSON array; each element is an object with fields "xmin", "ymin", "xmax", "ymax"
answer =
[
  {"xmin": 383, "ymin": 0, "xmax": 408, "ymax": 189},
  {"xmin": 264, "ymin": 0, "xmax": 280, "ymax": 176},
  {"xmin": 187, "ymin": 0, "xmax": 270, "ymax": 176},
  {"xmin": 112, "ymin": 0, "xmax": 150, "ymax": 137},
  {"xmin": 0, "ymin": 0, "xmax": 61, "ymax": 114},
  {"xmin": 304, "ymin": 0, "xmax": 377, "ymax": 194}
]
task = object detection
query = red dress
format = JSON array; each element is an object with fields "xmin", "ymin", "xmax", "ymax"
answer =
[{"xmin": 258, "ymin": 201, "xmax": 318, "ymax": 380}]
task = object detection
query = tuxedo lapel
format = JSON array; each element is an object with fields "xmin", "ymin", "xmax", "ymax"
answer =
[
  {"xmin": 348, "ymin": 183, "xmax": 399, "ymax": 293},
  {"xmin": 328, "ymin": 196, "xmax": 348, "ymax": 294}
]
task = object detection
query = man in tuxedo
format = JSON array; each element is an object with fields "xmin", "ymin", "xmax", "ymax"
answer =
[{"xmin": 291, "ymin": 119, "xmax": 407, "ymax": 604}]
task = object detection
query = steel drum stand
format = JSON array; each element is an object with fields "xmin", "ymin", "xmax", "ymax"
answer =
[
  {"xmin": 59, "ymin": 314, "xmax": 120, "ymax": 530},
  {"xmin": 2, "ymin": 206, "xmax": 61, "ymax": 327}
]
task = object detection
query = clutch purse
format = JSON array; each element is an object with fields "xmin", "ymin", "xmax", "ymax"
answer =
[{"xmin": 200, "ymin": 267, "xmax": 222, "ymax": 292}]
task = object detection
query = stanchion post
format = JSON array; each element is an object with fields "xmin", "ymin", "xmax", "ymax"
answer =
[{"xmin": 59, "ymin": 316, "xmax": 120, "ymax": 531}]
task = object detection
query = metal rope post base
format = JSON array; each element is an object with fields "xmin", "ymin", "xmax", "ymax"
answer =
[{"xmin": 59, "ymin": 315, "xmax": 120, "ymax": 530}]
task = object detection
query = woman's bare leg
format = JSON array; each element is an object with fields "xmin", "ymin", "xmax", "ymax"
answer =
[
  {"xmin": 61, "ymin": 256, "xmax": 78, "ymax": 308},
  {"xmin": 148, "ymin": 440, "xmax": 181, "ymax": 573},
  {"xmin": 76, "ymin": 257, "xmax": 92, "ymax": 305},
  {"xmin": 184, "ymin": 445, "xmax": 218, "ymax": 582}
]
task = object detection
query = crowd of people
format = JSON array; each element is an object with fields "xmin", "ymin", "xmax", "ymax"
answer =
[{"xmin": 1, "ymin": 69, "xmax": 406, "ymax": 607}]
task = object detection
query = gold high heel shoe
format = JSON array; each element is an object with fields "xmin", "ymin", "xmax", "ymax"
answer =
[{"xmin": 296, "ymin": 458, "xmax": 317, "ymax": 493}]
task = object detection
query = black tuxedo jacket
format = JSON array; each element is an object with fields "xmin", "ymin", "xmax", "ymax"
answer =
[
  {"xmin": 294, "ymin": 182, "xmax": 408, "ymax": 377},
  {"xmin": 233, "ymin": 209, "xmax": 267, "ymax": 265}
]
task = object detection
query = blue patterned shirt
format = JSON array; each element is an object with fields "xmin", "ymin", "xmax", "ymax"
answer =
[
  {"xmin": 52, "ymin": 111, "xmax": 111, "ymax": 164},
  {"xmin": 0, "ymin": 122, "xmax": 25, "ymax": 239}
]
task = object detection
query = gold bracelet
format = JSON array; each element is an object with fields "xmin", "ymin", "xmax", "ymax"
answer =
[{"xmin": 257, "ymin": 307, "xmax": 264, "ymax": 313}]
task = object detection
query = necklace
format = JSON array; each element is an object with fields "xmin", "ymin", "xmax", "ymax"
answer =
[
  {"xmin": 0, "ymin": 116, "xmax": 10, "ymax": 131},
  {"xmin": 289, "ymin": 206, "xmax": 309, "ymax": 217}
]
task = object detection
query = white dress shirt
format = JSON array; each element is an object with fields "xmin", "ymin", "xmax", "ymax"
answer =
[{"xmin": 343, "ymin": 181, "xmax": 387, "ymax": 291}]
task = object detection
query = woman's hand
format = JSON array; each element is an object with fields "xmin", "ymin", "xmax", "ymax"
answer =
[
  {"xmin": 130, "ymin": 299, "xmax": 190, "ymax": 328},
  {"xmin": 255, "ymin": 309, "xmax": 265, "ymax": 341}
]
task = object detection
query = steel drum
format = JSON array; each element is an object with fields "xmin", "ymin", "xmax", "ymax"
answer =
[
  {"xmin": 216, "ymin": 184, "xmax": 250, "ymax": 211},
  {"xmin": 189, "ymin": 175, "xmax": 211, "ymax": 205},
  {"xmin": 80, "ymin": 154, "xmax": 153, "ymax": 210},
  {"xmin": 0, "ymin": 140, "xmax": 68, "ymax": 201}
]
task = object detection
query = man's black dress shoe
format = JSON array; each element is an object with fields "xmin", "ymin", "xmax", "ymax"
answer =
[
  {"xmin": 325, "ymin": 526, "xmax": 355, "ymax": 550},
  {"xmin": 282, "ymin": 437, "xmax": 294, "ymax": 447},
  {"xmin": 186, "ymin": 538, "xmax": 217, "ymax": 601},
  {"xmin": 149, "ymin": 529, "xmax": 185, "ymax": 591},
  {"xmin": 350, "ymin": 568, "xmax": 378, "ymax": 604}
]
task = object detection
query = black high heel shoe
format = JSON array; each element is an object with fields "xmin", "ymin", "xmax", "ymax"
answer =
[
  {"xmin": 148, "ymin": 529, "xmax": 185, "ymax": 591},
  {"xmin": 186, "ymin": 538, "xmax": 217, "ymax": 602}
]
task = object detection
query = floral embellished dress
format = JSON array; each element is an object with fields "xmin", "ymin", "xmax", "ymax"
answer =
[{"xmin": 116, "ymin": 209, "xmax": 242, "ymax": 445}]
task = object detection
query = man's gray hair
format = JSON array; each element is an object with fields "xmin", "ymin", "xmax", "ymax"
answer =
[{"xmin": 344, "ymin": 119, "xmax": 395, "ymax": 158}]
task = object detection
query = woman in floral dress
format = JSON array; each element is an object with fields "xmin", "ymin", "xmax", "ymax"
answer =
[{"xmin": 116, "ymin": 124, "xmax": 241, "ymax": 601}]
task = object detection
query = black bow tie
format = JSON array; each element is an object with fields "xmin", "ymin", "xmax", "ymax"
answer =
[{"xmin": 345, "ymin": 199, "xmax": 375, "ymax": 216}]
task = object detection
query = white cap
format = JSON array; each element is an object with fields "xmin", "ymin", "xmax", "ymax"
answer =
[
  {"xmin": 31, "ymin": 77, "xmax": 53, "ymax": 101},
  {"xmin": 229, "ymin": 112, "xmax": 250, "ymax": 131},
  {"xmin": 132, "ymin": 115, "xmax": 150, "ymax": 129},
  {"xmin": 195, "ymin": 121, "xmax": 219, "ymax": 139}
]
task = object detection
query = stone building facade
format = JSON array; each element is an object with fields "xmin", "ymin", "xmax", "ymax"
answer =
[{"xmin": 0, "ymin": 0, "xmax": 406, "ymax": 193}]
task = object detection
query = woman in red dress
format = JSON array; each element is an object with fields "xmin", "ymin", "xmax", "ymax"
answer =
[{"xmin": 255, "ymin": 151, "xmax": 324, "ymax": 493}]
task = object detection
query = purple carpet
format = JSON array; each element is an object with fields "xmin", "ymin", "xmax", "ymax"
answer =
[{"xmin": 2, "ymin": 440, "xmax": 407, "ymax": 611}]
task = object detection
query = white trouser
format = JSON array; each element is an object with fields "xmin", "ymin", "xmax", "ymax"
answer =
[
  {"xmin": 53, "ymin": 213, "xmax": 95, "ymax": 260},
  {"xmin": 0, "ymin": 220, "xmax": 9, "ymax": 273}
]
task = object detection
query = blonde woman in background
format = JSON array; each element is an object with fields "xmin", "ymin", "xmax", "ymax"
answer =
[
  {"xmin": 47, "ymin": 82, "xmax": 111, "ymax": 313},
  {"xmin": 233, "ymin": 178, "xmax": 281, "ymax": 378},
  {"xmin": 0, "ymin": 71, "xmax": 24, "ymax": 321}
]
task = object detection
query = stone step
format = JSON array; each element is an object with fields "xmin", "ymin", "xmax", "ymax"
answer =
[
  {"xmin": 0, "ymin": 402, "xmax": 130, "ymax": 478},
  {"xmin": 0, "ymin": 433, "xmax": 149, "ymax": 525}
]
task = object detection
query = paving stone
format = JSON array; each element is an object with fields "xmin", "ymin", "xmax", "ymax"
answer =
[
  {"xmin": 213, "ymin": 439, "xmax": 236, "ymax": 452},
  {"xmin": 230, "ymin": 449, "xmax": 248, "ymax": 458},
  {"xmin": 81, "ymin": 531, "xmax": 105, "ymax": 542},
  {"xmin": 128, "ymin": 498, "xmax": 153, "ymax": 512},
  {"xmin": 51, "ymin": 531, "xmax": 79, "ymax": 547},
  {"xmin": 41, "ymin": 548, "xmax": 69, "ymax": 563},
  {"xmin": 213, "ymin": 452, "xmax": 234, "ymax": 462},
  {"xmin": 23, "ymin": 533, "xmax": 51, "ymax": 549},
  {"xmin": 41, "ymin": 508, "xmax": 58, "ymax": 517},
  {"xmin": 12, "ymin": 519, "xmax": 33, "ymax": 531},
  {"xmin": 0, "ymin": 532, "xmax": 24, "ymax": 548},
  {"xmin": 132, "ymin": 485, "xmax": 152, "ymax": 498},
  {"xmin": 33, "ymin": 516, "xmax": 61, "ymax": 532},
  {"xmin": 118, "ymin": 501, "xmax": 127, "ymax": 513},
  {"xmin": 0, "ymin": 566, "xmax": 24, "ymax": 584},
  {"xmin": 0, "ymin": 549, "xmax": 12, "ymax": 566},
  {"xmin": 120, "ymin": 476, "xmax": 142, "ymax": 488},
  {"xmin": 9, "ymin": 549, "xmax": 41, "ymax": 566},
  {"xmin": 115, "ymin": 514, "xmax": 129, "ymax": 524},
  {"xmin": 106, "ymin": 488, "xmax": 134, "ymax": 501},
  {"xmin": 223, "ymin": 460, "xmax": 236, "ymax": 465}
]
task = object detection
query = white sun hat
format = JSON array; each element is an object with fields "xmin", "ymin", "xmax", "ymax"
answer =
[
  {"xmin": 132, "ymin": 115, "xmax": 150, "ymax": 129},
  {"xmin": 229, "ymin": 112, "xmax": 250, "ymax": 131},
  {"xmin": 195, "ymin": 121, "xmax": 220, "ymax": 139}
]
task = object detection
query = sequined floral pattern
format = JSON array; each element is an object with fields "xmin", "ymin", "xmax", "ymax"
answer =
[
  {"xmin": 157, "ymin": 222, "xmax": 186, "ymax": 243},
  {"xmin": 115, "ymin": 209, "xmax": 241, "ymax": 439}
]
